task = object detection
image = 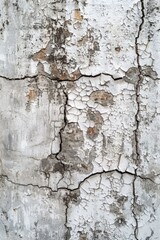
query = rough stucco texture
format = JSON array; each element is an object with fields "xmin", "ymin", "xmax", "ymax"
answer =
[{"xmin": 0, "ymin": 0, "xmax": 160, "ymax": 239}]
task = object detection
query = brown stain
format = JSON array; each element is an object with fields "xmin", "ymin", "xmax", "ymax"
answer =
[
  {"xmin": 27, "ymin": 89, "xmax": 37, "ymax": 102},
  {"xmin": 90, "ymin": 90, "xmax": 113, "ymax": 106},
  {"xmin": 74, "ymin": 9, "xmax": 83, "ymax": 21},
  {"xmin": 32, "ymin": 48, "xmax": 47, "ymax": 61},
  {"xmin": 31, "ymin": 25, "xmax": 81, "ymax": 81},
  {"xmin": 87, "ymin": 127, "xmax": 99, "ymax": 139},
  {"xmin": 51, "ymin": 65, "xmax": 81, "ymax": 81},
  {"xmin": 87, "ymin": 109, "xmax": 103, "ymax": 125},
  {"xmin": 86, "ymin": 110, "xmax": 103, "ymax": 140}
]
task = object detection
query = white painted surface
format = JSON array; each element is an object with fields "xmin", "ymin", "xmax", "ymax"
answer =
[{"xmin": 0, "ymin": 0, "xmax": 160, "ymax": 239}]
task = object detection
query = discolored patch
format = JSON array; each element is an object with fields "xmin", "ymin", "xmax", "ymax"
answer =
[
  {"xmin": 142, "ymin": 66, "xmax": 158, "ymax": 79},
  {"xmin": 51, "ymin": 65, "xmax": 81, "ymax": 81},
  {"xmin": 87, "ymin": 126, "xmax": 99, "ymax": 139},
  {"xmin": 32, "ymin": 48, "xmax": 47, "ymax": 61},
  {"xmin": 115, "ymin": 216, "xmax": 126, "ymax": 226},
  {"xmin": 32, "ymin": 25, "xmax": 81, "ymax": 81},
  {"xmin": 27, "ymin": 89, "xmax": 37, "ymax": 102},
  {"xmin": 41, "ymin": 156, "xmax": 64, "ymax": 175},
  {"xmin": 79, "ymin": 232, "xmax": 87, "ymax": 240},
  {"xmin": 90, "ymin": 90, "xmax": 113, "ymax": 106},
  {"xmin": 123, "ymin": 67, "xmax": 139, "ymax": 84},
  {"xmin": 57, "ymin": 122, "xmax": 93, "ymax": 173},
  {"xmin": 74, "ymin": 9, "xmax": 83, "ymax": 21}
]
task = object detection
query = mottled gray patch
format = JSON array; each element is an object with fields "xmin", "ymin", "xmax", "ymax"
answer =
[
  {"xmin": 78, "ymin": 232, "xmax": 87, "ymax": 240},
  {"xmin": 123, "ymin": 67, "xmax": 139, "ymax": 84},
  {"xmin": 115, "ymin": 216, "xmax": 126, "ymax": 227},
  {"xmin": 58, "ymin": 122, "xmax": 84, "ymax": 161},
  {"xmin": 41, "ymin": 155, "xmax": 64, "ymax": 175},
  {"xmin": 142, "ymin": 66, "xmax": 158, "ymax": 79},
  {"xmin": 57, "ymin": 122, "xmax": 94, "ymax": 173}
]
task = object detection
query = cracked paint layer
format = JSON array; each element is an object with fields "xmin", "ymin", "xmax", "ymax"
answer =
[
  {"xmin": 0, "ymin": 0, "xmax": 140, "ymax": 79},
  {"xmin": 0, "ymin": 0, "xmax": 160, "ymax": 239},
  {"xmin": 66, "ymin": 172, "xmax": 136, "ymax": 240}
]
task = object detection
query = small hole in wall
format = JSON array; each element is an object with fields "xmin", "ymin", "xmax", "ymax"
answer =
[{"xmin": 115, "ymin": 46, "xmax": 121, "ymax": 52}]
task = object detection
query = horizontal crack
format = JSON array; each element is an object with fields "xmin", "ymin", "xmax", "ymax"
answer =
[
  {"xmin": 41, "ymin": 72, "xmax": 123, "ymax": 82},
  {"xmin": 0, "ymin": 169, "xmax": 155, "ymax": 194},
  {"xmin": 0, "ymin": 74, "xmax": 38, "ymax": 81},
  {"xmin": 0, "ymin": 72, "xmax": 122, "ymax": 82}
]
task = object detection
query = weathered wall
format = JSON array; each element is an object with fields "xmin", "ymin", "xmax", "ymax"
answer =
[{"xmin": 0, "ymin": 0, "xmax": 160, "ymax": 239}]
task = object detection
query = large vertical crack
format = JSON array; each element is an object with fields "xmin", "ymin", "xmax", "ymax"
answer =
[
  {"xmin": 132, "ymin": 170, "xmax": 138, "ymax": 240},
  {"xmin": 133, "ymin": 1, "xmax": 145, "ymax": 239},
  {"xmin": 64, "ymin": 193, "xmax": 71, "ymax": 240},
  {"xmin": 57, "ymin": 88, "xmax": 68, "ymax": 156},
  {"xmin": 55, "ymin": 86, "xmax": 70, "ymax": 237},
  {"xmin": 134, "ymin": 0, "xmax": 145, "ymax": 166},
  {"xmin": 53, "ymin": 87, "xmax": 69, "ymax": 186}
]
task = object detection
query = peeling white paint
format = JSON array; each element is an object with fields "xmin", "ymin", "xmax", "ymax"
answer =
[{"xmin": 0, "ymin": 0, "xmax": 160, "ymax": 239}]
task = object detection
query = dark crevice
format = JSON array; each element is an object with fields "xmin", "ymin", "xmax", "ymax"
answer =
[
  {"xmin": 0, "ymin": 174, "xmax": 54, "ymax": 192},
  {"xmin": 63, "ymin": 194, "xmax": 70, "ymax": 240},
  {"xmin": 132, "ymin": 170, "xmax": 138, "ymax": 240},
  {"xmin": 143, "ymin": 74, "xmax": 160, "ymax": 81},
  {"xmin": 134, "ymin": 0, "xmax": 145, "ymax": 166},
  {"xmin": 0, "ymin": 2, "xmax": 148, "ymax": 239},
  {"xmin": 46, "ymin": 72, "xmax": 123, "ymax": 82},
  {"xmin": 56, "ymin": 89, "xmax": 68, "ymax": 157},
  {"xmin": 134, "ymin": 0, "xmax": 145, "ymax": 239},
  {"xmin": 146, "ymin": 229, "xmax": 154, "ymax": 240},
  {"xmin": 0, "ymin": 74, "xmax": 38, "ymax": 81},
  {"xmin": 0, "ymin": 169, "xmax": 154, "ymax": 194},
  {"xmin": 0, "ymin": 168, "xmax": 155, "ymax": 237},
  {"xmin": 79, "ymin": 72, "xmax": 123, "ymax": 82},
  {"xmin": 0, "ymin": 71, "xmax": 123, "ymax": 83},
  {"xmin": 49, "ymin": 88, "xmax": 69, "ymax": 187}
]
